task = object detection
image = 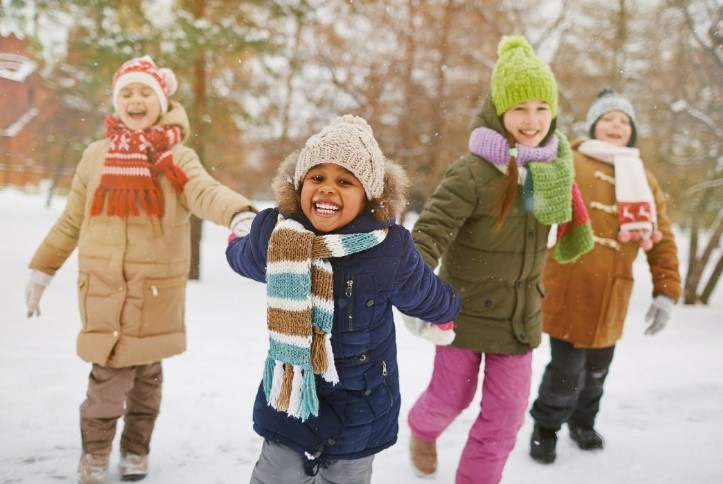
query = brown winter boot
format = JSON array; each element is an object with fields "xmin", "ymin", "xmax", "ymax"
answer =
[
  {"xmin": 77, "ymin": 452, "xmax": 110, "ymax": 484},
  {"xmin": 120, "ymin": 452, "xmax": 148, "ymax": 481},
  {"xmin": 410, "ymin": 434, "xmax": 437, "ymax": 478}
]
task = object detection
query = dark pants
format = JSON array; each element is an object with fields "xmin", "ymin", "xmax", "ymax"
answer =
[
  {"xmin": 80, "ymin": 362, "xmax": 163, "ymax": 455},
  {"xmin": 530, "ymin": 337, "xmax": 615, "ymax": 430}
]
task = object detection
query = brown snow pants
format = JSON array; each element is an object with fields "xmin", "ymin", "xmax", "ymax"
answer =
[{"xmin": 79, "ymin": 362, "xmax": 163, "ymax": 456}]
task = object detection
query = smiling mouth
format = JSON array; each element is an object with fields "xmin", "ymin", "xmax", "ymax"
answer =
[{"xmin": 314, "ymin": 202, "xmax": 340, "ymax": 216}]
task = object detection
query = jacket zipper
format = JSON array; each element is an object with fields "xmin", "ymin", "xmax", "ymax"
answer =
[
  {"xmin": 149, "ymin": 281, "xmax": 182, "ymax": 297},
  {"xmin": 381, "ymin": 360, "xmax": 393, "ymax": 406},
  {"xmin": 345, "ymin": 276, "xmax": 354, "ymax": 331}
]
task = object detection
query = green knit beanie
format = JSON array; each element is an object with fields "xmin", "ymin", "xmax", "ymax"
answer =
[{"xmin": 491, "ymin": 35, "xmax": 558, "ymax": 117}]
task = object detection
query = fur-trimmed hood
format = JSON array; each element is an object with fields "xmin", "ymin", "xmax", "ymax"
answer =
[{"xmin": 272, "ymin": 151, "xmax": 410, "ymax": 224}]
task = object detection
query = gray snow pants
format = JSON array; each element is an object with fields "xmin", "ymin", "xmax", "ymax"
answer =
[{"xmin": 250, "ymin": 439, "xmax": 374, "ymax": 484}]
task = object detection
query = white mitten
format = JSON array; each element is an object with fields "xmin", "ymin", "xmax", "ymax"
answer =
[
  {"xmin": 644, "ymin": 295, "xmax": 674, "ymax": 335},
  {"xmin": 26, "ymin": 270, "xmax": 53, "ymax": 318},
  {"xmin": 401, "ymin": 314, "xmax": 456, "ymax": 345},
  {"xmin": 229, "ymin": 211, "xmax": 256, "ymax": 238}
]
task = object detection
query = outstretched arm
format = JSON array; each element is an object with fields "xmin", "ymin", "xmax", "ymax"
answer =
[{"xmin": 226, "ymin": 208, "xmax": 277, "ymax": 283}]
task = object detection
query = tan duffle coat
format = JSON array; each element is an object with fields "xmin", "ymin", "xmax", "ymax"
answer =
[{"xmin": 541, "ymin": 139, "xmax": 680, "ymax": 348}]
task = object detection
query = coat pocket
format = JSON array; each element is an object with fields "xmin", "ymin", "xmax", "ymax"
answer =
[
  {"xmin": 339, "ymin": 272, "xmax": 378, "ymax": 333},
  {"xmin": 140, "ymin": 274, "xmax": 187, "ymax": 337},
  {"xmin": 344, "ymin": 360, "xmax": 394, "ymax": 425}
]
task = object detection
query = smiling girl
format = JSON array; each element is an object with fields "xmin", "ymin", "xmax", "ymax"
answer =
[
  {"xmin": 405, "ymin": 36, "xmax": 593, "ymax": 484},
  {"xmin": 528, "ymin": 89, "xmax": 680, "ymax": 464},
  {"xmin": 225, "ymin": 115, "xmax": 460, "ymax": 484},
  {"xmin": 25, "ymin": 56, "xmax": 256, "ymax": 484}
]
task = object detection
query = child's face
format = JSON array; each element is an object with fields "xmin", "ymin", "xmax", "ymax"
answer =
[
  {"xmin": 299, "ymin": 163, "xmax": 367, "ymax": 233},
  {"xmin": 116, "ymin": 82, "xmax": 162, "ymax": 131},
  {"xmin": 502, "ymin": 99, "xmax": 553, "ymax": 147},
  {"xmin": 593, "ymin": 110, "xmax": 632, "ymax": 147}
]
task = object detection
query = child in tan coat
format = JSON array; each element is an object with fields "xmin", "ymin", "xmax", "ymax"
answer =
[
  {"xmin": 528, "ymin": 89, "xmax": 681, "ymax": 464},
  {"xmin": 25, "ymin": 56, "xmax": 256, "ymax": 484}
]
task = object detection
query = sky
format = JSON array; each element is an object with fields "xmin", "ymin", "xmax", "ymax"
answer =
[{"xmin": 1, "ymin": 185, "xmax": 721, "ymax": 484}]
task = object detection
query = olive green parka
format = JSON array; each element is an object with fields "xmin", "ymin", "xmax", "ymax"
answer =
[{"xmin": 412, "ymin": 97, "xmax": 563, "ymax": 355}]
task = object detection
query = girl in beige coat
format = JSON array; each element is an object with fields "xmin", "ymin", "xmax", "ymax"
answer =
[{"xmin": 25, "ymin": 56, "xmax": 256, "ymax": 484}]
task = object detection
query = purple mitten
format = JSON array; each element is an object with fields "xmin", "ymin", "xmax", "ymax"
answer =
[{"xmin": 469, "ymin": 127, "xmax": 510, "ymax": 165}]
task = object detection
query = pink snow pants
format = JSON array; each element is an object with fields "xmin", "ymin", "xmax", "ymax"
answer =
[{"xmin": 408, "ymin": 345, "xmax": 532, "ymax": 484}]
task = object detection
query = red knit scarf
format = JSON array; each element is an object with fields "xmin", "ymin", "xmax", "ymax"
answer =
[{"xmin": 90, "ymin": 116, "xmax": 187, "ymax": 217}]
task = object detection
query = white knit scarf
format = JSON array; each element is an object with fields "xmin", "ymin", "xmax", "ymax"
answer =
[{"xmin": 578, "ymin": 139, "xmax": 659, "ymax": 245}]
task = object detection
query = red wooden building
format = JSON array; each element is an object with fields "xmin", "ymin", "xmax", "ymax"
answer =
[{"xmin": 0, "ymin": 33, "xmax": 47, "ymax": 187}]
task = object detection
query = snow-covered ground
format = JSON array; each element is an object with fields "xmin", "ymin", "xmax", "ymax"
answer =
[{"xmin": 1, "ymin": 186, "xmax": 721, "ymax": 483}]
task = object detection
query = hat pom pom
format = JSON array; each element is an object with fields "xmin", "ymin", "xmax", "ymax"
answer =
[
  {"xmin": 497, "ymin": 35, "xmax": 532, "ymax": 56},
  {"xmin": 336, "ymin": 114, "xmax": 369, "ymax": 127},
  {"xmin": 159, "ymin": 67, "xmax": 178, "ymax": 96}
]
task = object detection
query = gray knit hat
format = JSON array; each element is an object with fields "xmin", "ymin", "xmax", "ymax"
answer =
[
  {"xmin": 586, "ymin": 89, "xmax": 637, "ymax": 146},
  {"xmin": 294, "ymin": 114, "xmax": 385, "ymax": 200}
]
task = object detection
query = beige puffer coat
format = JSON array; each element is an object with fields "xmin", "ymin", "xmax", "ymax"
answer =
[{"xmin": 29, "ymin": 102, "xmax": 255, "ymax": 367}]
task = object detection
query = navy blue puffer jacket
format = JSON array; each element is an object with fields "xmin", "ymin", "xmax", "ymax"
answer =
[{"xmin": 226, "ymin": 203, "xmax": 459, "ymax": 463}]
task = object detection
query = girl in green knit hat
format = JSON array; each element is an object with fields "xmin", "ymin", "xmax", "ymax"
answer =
[{"xmin": 404, "ymin": 35, "xmax": 593, "ymax": 483}]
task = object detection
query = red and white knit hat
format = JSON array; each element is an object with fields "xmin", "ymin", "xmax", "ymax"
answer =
[{"xmin": 112, "ymin": 56, "xmax": 178, "ymax": 114}]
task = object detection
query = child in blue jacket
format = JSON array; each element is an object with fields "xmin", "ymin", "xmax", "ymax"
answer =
[{"xmin": 226, "ymin": 115, "xmax": 460, "ymax": 483}]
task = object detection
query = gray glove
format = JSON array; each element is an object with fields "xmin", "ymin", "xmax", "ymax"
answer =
[
  {"xmin": 229, "ymin": 211, "xmax": 256, "ymax": 238},
  {"xmin": 401, "ymin": 313, "xmax": 456, "ymax": 345},
  {"xmin": 644, "ymin": 295, "xmax": 674, "ymax": 335},
  {"xmin": 26, "ymin": 270, "xmax": 53, "ymax": 318}
]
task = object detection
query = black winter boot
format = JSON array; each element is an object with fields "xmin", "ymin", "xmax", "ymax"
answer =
[
  {"xmin": 569, "ymin": 424, "xmax": 604, "ymax": 450},
  {"xmin": 530, "ymin": 424, "xmax": 558, "ymax": 464}
]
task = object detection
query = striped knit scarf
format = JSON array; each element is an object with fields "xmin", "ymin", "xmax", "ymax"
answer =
[
  {"xmin": 90, "ymin": 116, "xmax": 187, "ymax": 217},
  {"xmin": 468, "ymin": 127, "xmax": 594, "ymax": 263},
  {"xmin": 265, "ymin": 216, "xmax": 387, "ymax": 421}
]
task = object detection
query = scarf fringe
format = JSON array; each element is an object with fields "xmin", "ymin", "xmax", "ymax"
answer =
[
  {"xmin": 91, "ymin": 187, "xmax": 164, "ymax": 217},
  {"xmin": 264, "ymin": 360, "xmax": 320, "ymax": 421},
  {"xmin": 263, "ymin": 358, "xmax": 281, "ymax": 406},
  {"xmin": 276, "ymin": 363, "xmax": 295, "ymax": 411},
  {"xmin": 287, "ymin": 366, "xmax": 303, "ymax": 417},
  {"xmin": 90, "ymin": 188, "xmax": 106, "ymax": 217},
  {"xmin": 321, "ymin": 334, "xmax": 339, "ymax": 384},
  {"xmin": 298, "ymin": 370, "xmax": 319, "ymax": 421}
]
